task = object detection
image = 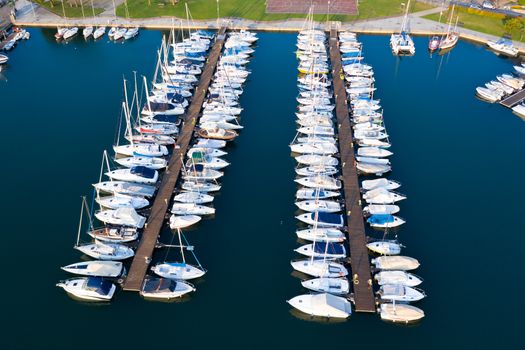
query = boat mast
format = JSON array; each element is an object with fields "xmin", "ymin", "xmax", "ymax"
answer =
[
  {"xmin": 123, "ymin": 78, "xmax": 135, "ymax": 145},
  {"xmin": 142, "ymin": 75, "xmax": 153, "ymax": 117},
  {"xmin": 177, "ymin": 228, "xmax": 186, "ymax": 263},
  {"xmin": 75, "ymin": 197, "xmax": 85, "ymax": 247},
  {"xmin": 133, "ymin": 71, "xmax": 143, "ymax": 134}
]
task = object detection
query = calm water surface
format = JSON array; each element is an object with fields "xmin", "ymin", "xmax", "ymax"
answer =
[{"xmin": 0, "ymin": 30, "xmax": 523, "ymax": 349}]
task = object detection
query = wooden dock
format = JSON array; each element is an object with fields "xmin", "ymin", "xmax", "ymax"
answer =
[
  {"xmin": 329, "ymin": 29, "xmax": 376, "ymax": 313},
  {"xmin": 500, "ymin": 89, "xmax": 525, "ymax": 108},
  {"xmin": 123, "ymin": 26, "xmax": 228, "ymax": 292},
  {"xmin": 0, "ymin": 32, "xmax": 16, "ymax": 51}
]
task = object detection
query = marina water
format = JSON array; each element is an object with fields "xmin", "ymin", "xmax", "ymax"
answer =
[{"xmin": 0, "ymin": 29, "xmax": 523, "ymax": 348}]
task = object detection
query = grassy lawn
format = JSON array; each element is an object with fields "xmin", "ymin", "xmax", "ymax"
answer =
[
  {"xmin": 424, "ymin": 9, "xmax": 525, "ymax": 42},
  {"xmin": 116, "ymin": 0, "xmax": 434, "ymax": 22},
  {"xmin": 35, "ymin": 0, "xmax": 104, "ymax": 18}
]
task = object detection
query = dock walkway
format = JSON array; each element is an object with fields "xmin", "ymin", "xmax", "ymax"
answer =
[
  {"xmin": 328, "ymin": 29, "xmax": 376, "ymax": 313},
  {"xmin": 123, "ymin": 26, "xmax": 227, "ymax": 292},
  {"xmin": 500, "ymin": 89, "xmax": 525, "ymax": 108}
]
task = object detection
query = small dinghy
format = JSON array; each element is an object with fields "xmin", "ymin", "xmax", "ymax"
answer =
[
  {"xmin": 380, "ymin": 303, "xmax": 425, "ymax": 323},
  {"xmin": 75, "ymin": 242, "xmax": 135, "ymax": 260},
  {"xmin": 295, "ymin": 242, "xmax": 347, "ymax": 259},
  {"xmin": 95, "ymin": 207, "xmax": 146, "ymax": 228},
  {"xmin": 366, "ymin": 241, "xmax": 402, "ymax": 255},
  {"xmin": 291, "ymin": 259, "xmax": 348, "ymax": 277},
  {"xmin": 93, "ymin": 181, "xmax": 156, "ymax": 198},
  {"xmin": 296, "ymin": 212, "xmax": 344, "ymax": 228},
  {"xmin": 363, "ymin": 204, "xmax": 400, "ymax": 215},
  {"xmin": 169, "ymin": 214, "xmax": 201, "ymax": 229},
  {"xmin": 378, "ymin": 284, "xmax": 426, "ymax": 302},
  {"xmin": 295, "ymin": 200, "xmax": 341, "ymax": 213},
  {"xmin": 357, "ymin": 162, "xmax": 391, "ymax": 175},
  {"xmin": 151, "ymin": 262, "xmax": 206, "ymax": 280},
  {"xmin": 357, "ymin": 147, "xmax": 393, "ymax": 158},
  {"xmin": 295, "ymin": 154, "xmax": 339, "ymax": 166},
  {"xmin": 182, "ymin": 181, "xmax": 221, "ymax": 192},
  {"xmin": 375, "ymin": 271, "xmax": 423, "ymax": 287},
  {"xmin": 171, "ymin": 203, "xmax": 215, "ymax": 215},
  {"xmin": 56, "ymin": 277, "xmax": 116, "ymax": 302},
  {"xmin": 287, "ymin": 293, "xmax": 352, "ymax": 319},
  {"xmin": 140, "ymin": 277, "xmax": 195, "ymax": 300},
  {"xmin": 87, "ymin": 226, "xmax": 139, "ymax": 243},
  {"xmin": 372, "ymin": 256, "xmax": 420, "ymax": 271},
  {"xmin": 296, "ymin": 228, "xmax": 345, "ymax": 242},
  {"xmin": 367, "ymin": 214, "xmax": 405, "ymax": 228},
  {"xmin": 296, "ymin": 188, "xmax": 340, "ymax": 200},
  {"xmin": 61, "ymin": 261, "xmax": 123, "ymax": 277},
  {"xmin": 174, "ymin": 191, "xmax": 214, "ymax": 204},
  {"xmin": 295, "ymin": 175, "xmax": 341, "ymax": 190},
  {"xmin": 296, "ymin": 165, "xmax": 338, "ymax": 177},
  {"xmin": 301, "ymin": 278, "xmax": 350, "ymax": 295},
  {"xmin": 361, "ymin": 178, "xmax": 400, "ymax": 191},
  {"xmin": 114, "ymin": 156, "xmax": 167, "ymax": 170},
  {"xmin": 96, "ymin": 193, "xmax": 149, "ymax": 210},
  {"xmin": 363, "ymin": 188, "xmax": 406, "ymax": 204}
]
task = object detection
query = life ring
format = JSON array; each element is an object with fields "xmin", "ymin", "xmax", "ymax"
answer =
[{"xmin": 353, "ymin": 279, "xmax": 359, "ymax": 285}]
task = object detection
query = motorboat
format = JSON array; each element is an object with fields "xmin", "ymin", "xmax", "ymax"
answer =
[
  {"xmin": 114, "ymin": 156, "xmax": 167, "ymax": 170},
  {"xmin": 357, "ymin": 147, "xmax": 393, "ymax": 158},
  {"xmin": 380, "ymin": 303, "xmax": 425, "ymax": 323},
  {"xmin": 375, "ymin": 271, "xmax": 423, "ymax": 287},
  {"xmin": 486, "ymin": 38, "xmax": 519, "ymax": 57},
  {"xmin": 75, "ymin": 242, "xmax": 135, "ymax": 260},
  {"xmin": 56, "ymin": 277, "xmax": 116, "ymax": 301},
  {"xmin": 0, "ymin": 54, "xmax": 8, "ymax": 64},
  {"xmin": 112, "ymin": 27, "xmax": 127, "ymax": 41},
  {"xmin": 295, "ymin": 200, "xmax": 341, "ymax": 213},
  {"xmin": 428, "ymin": 35, "xmax": 440, "ymax": 52},
  {"xmin": 475, "ymin": 87, "xmax": 502, "ymax": 103},
  {"xmin": 123, "ymin": 27, "xmax": 139, "ymax": 40},
  {"xmin": 512, "ymin": 103, "xmax": 525, "ymax": 118},
  {"xmin": 372, "ymin": 256, "xmax": 420, "ymax": 271},
  {"xmin": 93, "ymin": 181, "xmax": 156, "ymax": 198},
  {"xmin": 287, "ymin": 293, "xmax": 352, "ymax": 319},
  {"xmin": 93, "ymin": 27, "xmax": 106, "ymax": 40},
  {"xmin": 169, "ymin": 214, "xmax": 201, "ymax": 229},
  {"xmin": 140, "ymin": 277, "xmax": 195, "ymax": 300},
  {"xmin": 197, "ymin": 127, "xmax": 237, "ymax": 140},
  {"xmin": 171, "ymin": 203, "xmax": 215, "ymax": 215},
  {"xmin": 363, "ymin": 188, "xmax": 406, "ymax": 204},
  {"xmin": 95, "ymin": 193, "xmax": 149, "ymax": 210},
  {"xmin": 295, "ymin": 154, "xmax": 338, "ymax": 166},
  {"xmin": 105, "ymin": 166, "xmax": 159, "ymax": 184},
  {"xmin": 366, "ymin": 241, "xmax": 402, "ymax": 255},
  {"xmin": 296, "ymin": 228, "xmax": 345, "ymax": 242},
  {"xmin": 63, "ymin": 27, "xmax": 79, "ymax": 40},
  {"xmin": 108, "ymin": 26, "xmax": 117, "ymax": 39},
  {"xmin": 296, "ymin": 212, "xmax": 344, "ymax": 228},
  {"xmin": 361, "ymin": 178, "xmax": 400, "ymax": 191},
  {"xmin": 151, "ymin": 262, "xmax": 206, "ymax": 280},
  {"xmin": 295, "ymin": 175, "xmax": 341, "ymax": 190},
  {"xmin": 291, "ymin": 259, "xmax": 348, "ymax": 277},
  {"xmin": 87, "ymin": 226, "xmax": 139, "ymax": 243},
  {"xmin": 295, "ymin": 242, "xmax": 346, "ymax": 259},
  {"xmin": 173, "ymin": 191, "xmax": 214, "ymax": 204},
  {"xmin": 378, "ymin": 284, "xmax": 426, "ymax": 302},
  {"xmin": 83, "ymin": 26, "xmax": 93, "ymax": 39},
  {"xmin": 363, "ymin": 204, "xmax": 400, "ymax": 215},
  {"xmin": 61, "ymin": 261, "xmax": 123, "ymax": 277},
  {"xmin": 367, "ymin": 214, "xmax": 405, "ymax": 228},
  {"xmin": 95, "ymin": 207, "xmax": 146, "ymax": 228},
  {"xmin": 301, "ymin": 277, "xmax": 349, "ymax": 295},
  {"xmin": 296, "ymin": 188, "xmax": 340, "ymax": 200}
]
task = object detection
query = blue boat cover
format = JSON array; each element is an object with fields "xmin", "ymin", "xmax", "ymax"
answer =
[
  {"xmin": 367, "ymin": 214, "xmax": 394, "ymax": 224},
  {"xmin": 152, "ymin": 114, "xmax": 179, "ymax": 123},
  {"xmin": 130, "ymin": 166, "xmax": 156, "ymax": 179},
  {"xmin": 312, "ymin": 212, "xmax": 343, "ymax": 224},
  {"xmin": 313, "ymin": 242, "xmax": 345, "ymax": 255},
  {"xmin": 86, "ymin": 277, "xmax": 112, "ymax": 295}
]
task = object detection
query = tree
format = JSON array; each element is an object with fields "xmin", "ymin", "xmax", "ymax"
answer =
[{"xmin": 503, "ymin": 16, "xmax": 524, "ymax": 39}]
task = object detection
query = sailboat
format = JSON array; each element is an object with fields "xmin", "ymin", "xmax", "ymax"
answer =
[
  {"xmin": 287, "ymin": 293, "xmax": 352, "ymax": 318},
  {"xmin": 151, "ymin": 228, "xmax": 206, "ymax": 280},
  {"xmin": 61, "ymin": 261, "xmax": 123, "ymax": 277},
  {"xmin": 390, "ymin": 0, "xmax": 415, "ymax": 56},
  {"xmin": 439, "ymin": 6, "xmax": 459, "ymax": 51}
]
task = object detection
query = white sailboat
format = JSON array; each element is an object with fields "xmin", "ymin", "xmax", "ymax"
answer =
[
  {"xmin": 61, "ymin": 261, "xmax": 123, "ymax": 277},
  {"xmin": 390, "ymin": 0, "xmax": 415, "ymax": 56},
  {"xmin": 287, "ymin": 293, "xmax": 352, "ymax": 318},
  {"xmin": 301, "ymin": 278, "xmax": 350, "ymax": 295}
]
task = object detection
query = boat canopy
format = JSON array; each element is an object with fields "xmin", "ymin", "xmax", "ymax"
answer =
[
  {"xmin": 367, "ymin": 214, "xmax": 395, "ymax": 224},
  {"xmin": 151, "ymin": 114, "xmax": 179, "ymax": 123},
  {"xmin": 143, "ymin": 278, "xmax": 176, "ymax": 293},
  {"xmin": 86, "ymin": 277, "xmax": 113, "ymax": 295},
  {"xmin": 313, "ymin": 242, "xmax": 345, "ymax": 255},
  {"xmin": 130, "ymin": 166, "xmax": 156, "ymax": 179},
  {"xmin": 311, "ymin": 293, "xmax": 352, "ymax": 315},
  {"xmin": 312, "ymin": 212, "xmax": 343, "ymax": 224}
]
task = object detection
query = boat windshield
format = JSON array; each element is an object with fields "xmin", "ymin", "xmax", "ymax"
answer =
[{"xmin": 86, "ymin": 277, "xmax": 113, "ymax": 295}]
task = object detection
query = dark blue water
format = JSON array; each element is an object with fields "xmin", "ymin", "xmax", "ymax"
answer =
[{"xmin": 0, "ymin": 30, "xmax": 523, "ymax": 349}]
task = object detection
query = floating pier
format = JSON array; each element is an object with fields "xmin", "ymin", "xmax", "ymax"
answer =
[
  {"xmin": 329, "ymin": 29, "xmax": 376, "ymax": 313},
  {"xmin": 0, "ymin": 31, "xmax": 16, "ymax": 50},
  {"xmin": 123, "ymin": 26, "xmax": 228, "ymax": 292},
  {"xmin": 500, "ymin": 89, "xmax": 525, "ymax": 108}
]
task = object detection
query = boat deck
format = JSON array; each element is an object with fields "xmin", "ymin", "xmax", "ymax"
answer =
[
  {"xmin": 123, "ymin": 26, "xmax": 228, "ymax": 292},
  {"xmin": 329, "ymin": 29, "xmax": 376, "ymax": 313},
  {"xmin": 500, "ymin": 89, "xmax": 525, "ymax": 108}
]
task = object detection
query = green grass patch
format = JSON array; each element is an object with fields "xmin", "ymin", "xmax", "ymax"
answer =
[
  {"xmin": 36, "ymin": 0, "xmax": 104, "ymax": 18},
  {"xmin": 424, "ymin": 8, "xmax": 525, "ymax": 42},
  {"xmin": 116, "ymin": 0, "xmax": 434, "ymax": 22}
]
